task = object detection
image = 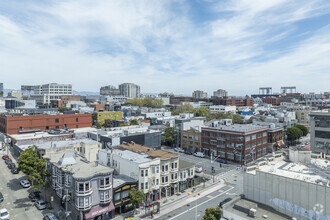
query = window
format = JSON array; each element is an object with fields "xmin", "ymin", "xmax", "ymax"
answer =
[
  {"xmin": 79, "ymin": 183, "xmax": 84, "ymax": 192},
  {"xmin": 152, "ymin": 167, "xmax": 155, "ymax": 174},
  {"xmin": 56, "ymin": 126, "xmax": 59, "ymax": 129},
  {"xmin": 79, "ymin": 198, "xmax": 84, "ymax": 207},
  {"xmin": 145, "ymin": 170, "xmax": 148, "ymax": 177},
  {"xmin": 175, "ymin": 162, "xmax": 177, "ymax": 169},
  {"xmin": 141, "ymin": 183, "xmax": 144, "ymax": 189},
  {"xmin": 145, "ymin": 182, "xmax": 148, "ymax": 189},
  {"xmin": 122, "ymin": 190, "xmax": 129, "ymax": 198},
  {"xmin": 156, "ymin": 166, "xmax": 159, "ymax": 173},
  {"xmin": 76, "ymin": 118, "xmax": 78, "ymax": 122},
  {"xmin": 156, "ymin": 179, "xmax": 159, "ymax": 185},
  {"xmin": 19, "ymin": 126, "xmax": 23, "ymax": 131},
  {"xmin": 141, "ymin": 170, "xmax": 144, "ymax": 177},
  {"xmin": 55, "ymin": 118, "xmax": 59, "ymax": 123},
  {"xmin": 114, "ymin": 192, "xmax": 120, "ymax": 201},
  {"xmin": 85, "ymin": 197, "xmax": 90, "ymax": 206}
]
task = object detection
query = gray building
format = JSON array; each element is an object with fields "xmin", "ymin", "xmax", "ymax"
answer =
[
  {"xmin": 119, "ymin": 83, "xmax": 140, "ymax": 98},
  {"xmin": 100, "ymin": 85, "xmax": 120, "ymax": 96},
  {"xmin": 46, "ymin": 152, "xmax": 114, "ymax": 220},
  {"xmin": 310, "ymin": 111, "xmax": 330, "ymax": 158},
  {"xmin": 0, "ymin": 83, "xmax": 3, "ymax": 96},
  {"xmin": 174, "ymin": 116, "xmax": 206, "ymax": 147},
  {"xmin": 213, "ymin": 89, "xmax": 228, "ymax": 98},
  {"xmin": 192, "ymin": 90, "xmax": 207, "ymax": 98}
]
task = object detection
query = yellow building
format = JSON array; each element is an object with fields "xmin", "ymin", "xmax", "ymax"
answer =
[
  {"xmin": 294, "ymin": 109, "xmax": 310, "ymax": 124},
  {"xmin": 181, "ymin": 128, "xmax": 202, "ymax": 153},
  {"xmin": 95, "ymin": 111, "xmax": 123, "ymax": 124}
]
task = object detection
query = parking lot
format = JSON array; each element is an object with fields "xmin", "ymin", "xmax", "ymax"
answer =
[{"xmin": 0, "ymin": 151, "xmax": 44, "ymax": 220}]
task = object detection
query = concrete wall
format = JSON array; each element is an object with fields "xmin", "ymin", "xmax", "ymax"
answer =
[{"xmin": 244, "ymin": 171, "xmax": 330, "ymax": 220}]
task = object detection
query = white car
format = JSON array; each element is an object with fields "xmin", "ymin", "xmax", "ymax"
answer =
[
  {"xmin": 35, "ymin": 200, "xmax": 47, "ymax": 210},
  {"xmin": 174, "ymin": 148, "xmax": 184, "ymax": 153},
  {"xmin": 194, "ymin": 152, "xmax": 205, "ymax": 158},
  {"xmin": 20, "ymin": 180, "xmax": 31, "ymax": 188},
  {"xmin": 195, "ymin": 165, "xmax": 203, "ymax": 173},
  {"xmin": 0, "ymin": 208, "xmax": 9, "ymax": 220}
]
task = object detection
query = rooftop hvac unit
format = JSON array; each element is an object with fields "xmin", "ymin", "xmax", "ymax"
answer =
[{"xmin": 249, "ymin": 208, "xmax": 257, "ymax": 217}]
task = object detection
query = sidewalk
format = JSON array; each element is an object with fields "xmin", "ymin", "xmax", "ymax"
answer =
[{"xmin": 132, "ymin": 178, "xmax": 226, "ymax": 219}]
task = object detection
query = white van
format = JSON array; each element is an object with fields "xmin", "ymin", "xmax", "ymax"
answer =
[{"xmin": 194, "ymin": 152, "xmax": 205, "ymax": 158}]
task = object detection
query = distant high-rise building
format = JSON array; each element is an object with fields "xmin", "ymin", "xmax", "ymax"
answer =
[
  {"xmin": 192, "ymin": 90, "xmax": 207, "ymax": 98},
  {"xmin": 29, "ymin": 83, "xmax": 72, "ymax": 104},
  {"xmin": 119, "ymin": 83, "xmax": 140, "ymax": 98},
  {"xmin": 213, "ymin": 89, "xmax": 228, "ymax": 98},
  {"xmin": 0, "ymin": 83, "xmax": 3, "ymax": 97},
  {"xmin": 100, "ymin": 85, "xmax": 120, "ymax": 96}
]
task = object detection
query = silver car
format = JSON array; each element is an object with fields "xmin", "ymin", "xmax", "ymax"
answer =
[
  {"xmin": 20, "ymin": 180, "xmax": 31, "ymax": 188},
  {"xmin": 35, "ymin": 200, "xmax": 47, "ymax": 210}
]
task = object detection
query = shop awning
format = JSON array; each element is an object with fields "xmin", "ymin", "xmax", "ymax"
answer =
[{"xmin": 85, "ymin": 202, "xmax": 115, "ymax": 219}]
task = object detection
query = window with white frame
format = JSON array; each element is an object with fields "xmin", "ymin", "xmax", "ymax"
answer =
[
  {"xmin": 141, "ymin": 183, "xmax": 144, "ymax": 189},
  {"xmin": 152, "ymin": 167, "xmax": 155, "ymax": 174},
  {"xmin": 141, "ymin": 170, "xmax": 144, "ymax": 177},
  {"xmin": 156, "ymin": 166, "xmax": 159, "ymax": 173},
  {"xmin": 145, "ymin": 182, "xmax": 148, "ymax": 189},
  {"xmin": 100, "ymin": 176, "xmax": 111, "ymax": 188},
  {"xmin": 156, "ymin": 179, "xmax": 159, "ymax": 185},
  {"xmin": 145, "ymin": 170, "xmax": 148, "ymax": 177}
]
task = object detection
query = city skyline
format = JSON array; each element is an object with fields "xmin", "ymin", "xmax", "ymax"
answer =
[{"xmin": 1, "ymin": 0, "xmax": 330, "ymax": 95}]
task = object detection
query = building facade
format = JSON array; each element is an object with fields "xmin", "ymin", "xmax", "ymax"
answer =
[
  {"xmin": 0, "ymin": 113, "xmax": 92, "ymax": 134},
  {"xmin": 181, "ymin": 128, "xmax": 202, "ymax": 153},
  {"xmin": 119, "ymin": 83, "xmax": 140, "ymax": 99},
  {"xmin": 213, "ymin": 89, "xmax": 228, "ymax": 98},
  {"xmin": 213, "ymin": 97, "xmax": 254, "ymax": 106},
  {"xmin": 209, "ymin": 105, "xmax": 236, "ymax": 113},
  {"xmin": 30, "ymin": 83, "xmax": 73, "ymax": 104},
  {"xmin": 202, "ymin": 122, "xmax": 268, "ymax": 164},
  {"xmin": 100, "ymin": 85, "xmax": 120, "ymax": 96},
  {"xmin": 93, "ymin": 111, "xmax": 123, "ymax": 125},
  {"xmin": 310, "ymin": 112, "xmax": 330, "ymax": 158},
  {"xmin": 192, "ymin": 90, "xmax": 207, "ymax": 99},
  {"xmin": 174, "ymin": 117, "xmax": 206, "ymax": 148}
]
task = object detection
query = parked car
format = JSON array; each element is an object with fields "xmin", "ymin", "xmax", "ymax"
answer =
[
  {"xmin": 194, "ymin": 152, "xmax": 205, "ymax": 158},
  {"xmin": 11, "ymin": 168, "xmax": 19, "ymax": 174},
  {"xmin": 216, "ymin": 159, "xmax": 228, "ymax": 164},
  {"xmin": 43, "ymin": 213, "xmax": 59, "ymax": 220},
  {"xmin": 0, "ymin": 192, "xmax": 3, "ymax": 203},
  {"xmin": 174, "ymin": 147, "xmax": 184, "ymax": 153},
  {"xmin": 0, "ymin": 208, "xmax": 9, "ymax": 220},
  {"xmin": 20, "ymin": 180, "xmax": 31, "ymax": 188},
  {"xmin": 2, "ymin": 155, "xmax": 9, "ymax": 160},
  {"xmin": 29, "ymin": 191, "xmax": 41, "ymax": 202},
  {"xmin": 195, "ymin": 165, "xmax": 203, "ymax": 173},
  {"xmin": 4, "ymin": 159, "xmax": 12, "ymax": 165},
  {"xmin": 35, "ymin": 200, "xmax": 47, "ymax": 210},
  {"xmin": 219, "ymin": 198, "xmax": 232, "ymax": 208},
  {"xmin": 7, "ymin": 163, "xmax": 15, "ymax": 169},
  {"xmin": 184, "ymin": 151, "xmax": 192, "ymax": 155}
]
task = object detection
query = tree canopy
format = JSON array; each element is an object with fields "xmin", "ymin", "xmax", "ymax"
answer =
[
  {"xmin": 162, "ymin": 127, "xmax": 174, "ymax": 146},
  {"xmin": 203, "ymin": 207, "xmax": 222, "ymax": 220},
  {"xmin": 295, "ymin": 124, "xmax": 308, "ymax": 136},
  {"xmin": 129, "ymin": 188, "xmax": 145, "ymax": 211},
  {"xmin": 286, "ymin": 127, "xmax": 303, "ymax": 141},
  {"xmin": 125, "ymin": 97, "xmax": 164, "ymax": 108},
  {"xmin": 130, "ymin": 119, "xmax": 139, "ymax": 125},
  {"xmin": 18, "ymin": 147, "xmax": 47, "ymax": 190}
]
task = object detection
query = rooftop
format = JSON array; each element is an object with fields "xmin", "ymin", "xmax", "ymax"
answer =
[
  {"xmin": 46, "ymin": 152, "xmax": 113, "ymax": 179},
  {"xmin": 225, "ymin": 198, "xmax": 291, "ymax": 220},
  {"xmin": 35, "ymin": 138, "xmax": 98, "ymax": 149},
  {"xmin": 112, "ymin": 149, "xmax": 158, "ymax": 164},
  {"xmin": 178, "ymin": 159, "xmax": 195, "ymax": 170},
  {"xmin": 117, "ymin": 143, "xmax": 179, "ymax": 160},
  {"xmin": 9, "ymin": 131, "xmax": 72, "ymax": 141},
  {"xmin": 113, "ymin": 175, "xmax": 137, "ymax": 189},
  {"xmin": 205, "ymin": 124, "xmax": 268, "ymax": 133},
  {"xmin": 246, "ymin": 157, "xmax": 330, "ymax": 187}
]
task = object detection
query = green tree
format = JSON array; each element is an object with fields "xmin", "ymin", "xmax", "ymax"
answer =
[
  {"xmin": 126, "ymin": 98, "xmax": 144, "ymax": 107},
  {"xmin": 172, "ymin": 104, "xmax": 195, "ymax": 115},
  {"xmin": 58, "ymin": 107, "xmax": 64, "ymax": 113},
  {"xmin": 129, "ymin": 188, "xmax": 145, "ymax": 213},
  {"xmin": 130, "ymin": 119, "xmax": 139, "ymax": 125},
  {"xmin": 286, "ymin": 127, "xmax": 303, "ymax": 144},
  {"xmin": 151, "ymin": 99, "xmax": 164, "ymax": 108},
  {"xmin": 95, "ymin": 122, "xmax": 102, "ymax": 129},
  {"xmin": 143, "ymin": 97, "xmax": 153, "ymax": 107},
  {"xmin": 162, "ymin": 127, "xmax": 174, "ymax": 146},
  {"xmin": 203, "ymin": 207, "xmax": 222, "ymax": 220},
  {"xmin": 195, "ymin": 107, "xmax": 210, "ymax": 118},
  {"xmin": 18, "ymin": 147, "xmax": 47, "ymax": 191},
  {"xmin": 295, "ymin": 124, "xmax": 308, "ymax": 136},
  {"xmin": 37, "ymin": 102, "xmax": 43, "ymax": 106}
]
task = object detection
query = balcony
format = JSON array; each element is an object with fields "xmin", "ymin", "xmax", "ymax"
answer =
[{"xmin": 75, "ymin": 189, "xmax": 93, "ymax": 196}]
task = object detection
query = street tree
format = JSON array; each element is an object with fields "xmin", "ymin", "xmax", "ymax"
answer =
[
  {"xmin": 129, "ymin": 188, "xmax": 145, "ymax": 213},
  {"xmin": 195, "ymin": 107, "xmax": 210, "ymax": 118},
  {"xmin": 286, "ymin": 127, "xmax": 303, "ymax": 144},
  {"xmin": 203, "ymin": 207, "xmax": 222, "ymax": 220},
  {"xmin": 172, "ymin": 104, "xmax": 195, "ymax": 115},
  {"xmin": 130, "ymin": 119, "xmax": 139, "ymax": 125},
  {"xmin": 18, "ymin": 147, "xmax": 47, "ymax": 190},
  {"xmin": 295, "ymin": 124, "xmax": 308, "ymax": 136},
  {"xmin": 162, "ymin": 127, "xmax": 174, "ymax": 146}
]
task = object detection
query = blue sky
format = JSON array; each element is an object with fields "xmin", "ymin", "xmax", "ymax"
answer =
[{"xmin": 1, "ymin": 0, "xmax": 330, "ymax": 96}]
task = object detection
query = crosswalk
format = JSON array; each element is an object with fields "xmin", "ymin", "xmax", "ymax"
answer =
[{"xmin": 215, "ymin": 169, "xmax": 242, "ymax": 182}]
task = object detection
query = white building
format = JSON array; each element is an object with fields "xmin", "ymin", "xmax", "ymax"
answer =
[
  {"xmin": 209, "ymin": 105, "xmax": 236, "ymax": 113},
  {"xmin": 213, "ymin": 89, "xmax": 228, "ymax": 98},
  {"xmin": 192, "ymin": 90, "xmax": 207, "ymax": 98},
  {"xmin": 310, "ymin": 111, "xmax": 330, "ymax": 159},
  {"xmin": 119, "ymin": 83, "xmax": 140, "ymax": 98},
  {"xmin": 29, "ymin": 83, "xmax": 72, "ymax": 104}
]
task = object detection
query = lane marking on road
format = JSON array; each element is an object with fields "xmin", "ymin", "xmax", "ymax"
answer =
[
  {"xmin": 207, "ymin": 195, "xmax": 213, "ymax": 199},
  {"xmin": 168, "ymin": 186, "xmax": 234, "ymax": 220}
]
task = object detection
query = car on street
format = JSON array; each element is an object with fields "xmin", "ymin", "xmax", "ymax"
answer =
[
  {"xmin": 0, "ymin": 192, "xmax": 3, "ymax": 203},
  {"xmin": 184, "ymin": 151, "xmax": 192, "ymax": 155},
  {"xmin": 194, "ymin": 152, "xmax": 205, "ymax": 158},
  {"xmin": 20, "ymin": 180, "xmax": 31, "ymax": 188},
  {"xmin": 219, "ymin": 197, "xmax": 232, "ymax": 208},
  {"xmin": 4, "ymin": 159, "xmax": 12, "ymax": 165},
  {"xmin": 174, "ymin": 147, "xmax": 184, "ymax": 153},
  {"xmin": 216, "ymin": 159, "xmax": 227, "ymax": 164},
  {"xmin": 0, "ymin": 208, "xmax": 9, "ymax": 220},
  {"xmin": 2, "ymin": 155, "xmax": 9, "ymax": 160},
  {"xmin": 43, "ymin": 213, "xmax": 59, "ymax": 220},
  {"xmin": 195, "ymin": 165, "xmax": 203, "ymax": 173},
  {"xmin": 29, "ymin": 191, "xmax": 41, "ymax": 202},
  {"xmin": 7, "ymin": 163, "xmax": 15, "ymax": 169},
  {"xmin": 35, "ymin": 200, "xmax": 47, "ymax": 210},
  {"xmin": 10, "ymin": 168, "xmax": 19, "ymax": 174}
]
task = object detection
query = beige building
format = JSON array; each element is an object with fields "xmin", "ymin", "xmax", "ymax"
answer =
[{"xmin": 181, "ymin": 127, "xmax": 202, "ymax": 153}]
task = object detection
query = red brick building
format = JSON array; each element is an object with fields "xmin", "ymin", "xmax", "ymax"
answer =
[
  {"xmin": 213, "ymin": 97, "xmax": 254, "ymax": 106},
  {"xmin": 262, "ymin": 96, "xmax": 281, "ymax": 105},
  {"xmin": 0, "ymin": 113, "xmax": 92, "ymax": 134}
]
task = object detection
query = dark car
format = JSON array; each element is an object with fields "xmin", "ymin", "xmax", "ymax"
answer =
[
  {"xmin": 29, "ymin": 191, "xmax": 41, "ymax": 202},
  {"xmin": 0, "ymin": 192, "xmax": 3, "ymax": 202},
  {"xmin": 11, "ymin": 167, "xmax": 19, "ymax": 174},
  {"xmin": 2, "ymin": 155, "xmax": 9, "ymax": 160},
  {"xmin": 7, "ymin": 162, "xmax": 16, "ymax": 169},
  {"xmin": 43, "ymin": 213, "xmax": 59, "ymax": 220},
  {"xmin": 5, "ymin": 159, "xmax": 12, "ymax": 165},
  {"xmin": 216, "ymin": 159, "xmax": 228, "ymax": 164},
  {"xmin": 184, "ymin": 151, "xmax": 193, "ymax": 155},
  {"xmin": 219, "ymin": 198, "xmax": 232, "ymax": 208}
]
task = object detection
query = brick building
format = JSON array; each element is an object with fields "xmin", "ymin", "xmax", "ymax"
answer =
[
  {"xmin": 262, "ymin": 96, "xmax": 281, "ymax": 105},
  {"xmin": 213, "ymin": 97, "xmax": 254, "ymax": 106},
  {"xmin": 202, "ymin": 121, "xmax": 268, "ymax": 164},
  {"xmin": 181, "ymin": 128, "xmax": 202, "ymax": 153},
  {"xmin": 0, "ymin": 113, "xmax": 92, "ymax": 134}
]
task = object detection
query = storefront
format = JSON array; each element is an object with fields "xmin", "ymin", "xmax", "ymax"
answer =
[
  {"xmin": 113, "ymin": 175, "xmax": 137, "ymax": 216},
  {"xmin": 84, "ymin": 202, "xmax": 115, "ymax": 220}
]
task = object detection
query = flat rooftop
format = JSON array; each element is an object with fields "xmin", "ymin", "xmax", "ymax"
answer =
[
  {"xmin": 113, "ymin": 149, "xmax": 158, "ymax": 164},
  {"xmin": 113, "ymin": 175, "xmax": 137, "ymax": 189},
  {"xmin": 34, "ymin": 138, "xmax": 98, "ymax": 149},
  {"xmin": 9, "ymin": 131, "xmax": 72, "ymax": 141},
  {"xmin": 247, "ymin": 158, "xmax": 330, "ymax": 186},
  {"xmin": 46, "ymin": 152, "xmax": 113, "ymax": 179},
  {"xmin": 225, "ymin": 198, "xmax": 291, "ymax": 220},
  {"xmin": 204, "ymin": 124, "xmax": 268, "ymax": 133},
  {"xmin": 117, "ymin": 143, "xmax": 178, "ymax": 159}
]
